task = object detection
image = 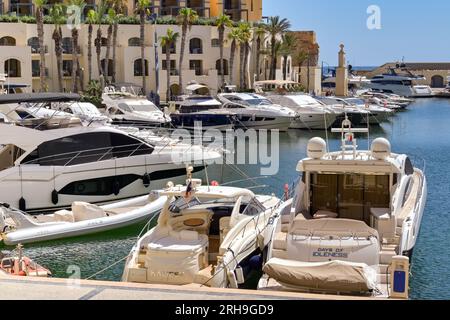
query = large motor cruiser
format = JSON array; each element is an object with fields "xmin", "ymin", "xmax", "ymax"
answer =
[
  {"xmin": 0, "ymin": 93, "xmax": 83, "ymax": 130},
  {"xmin": 122, "ymin": 173, "xmax": 282, "ymax": 288},
  {"xmin": 268, "ymin": 94, "xmax": 339, "ymax": 130},
  {"xmin": 316, "ymin": 96, "xmax": 371, "ymax": 127},
  {"xmin": 258, "ymin": 119, "xmax": 427, "ymax": 299},
  {"xmin": 0, "ymin": 124, "xmax": 222, "ymax": 213},
  {"xmin": 217, "ymin": 93, "xmax": 296, "ymax": 132},
  {"xmin": 169, "ymin": 84, "xmax": 236, "ymax": 131},
  {"xmin": 103, "ymin": 86, "xmax": 171, "ymax": 127},
  {"xmin": 368, "ymin": 67, "xmax": 427, "ymax": 97}
]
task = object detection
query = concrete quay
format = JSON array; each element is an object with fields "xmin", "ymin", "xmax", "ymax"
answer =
[{"xmin": 0, "ymin": 275, "xmax": 377, "ymax": 300}]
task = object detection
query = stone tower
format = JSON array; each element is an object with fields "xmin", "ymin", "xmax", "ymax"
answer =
[{"xmin": 335, "ymin": 44, "xmax": 349, "ymax": 97}]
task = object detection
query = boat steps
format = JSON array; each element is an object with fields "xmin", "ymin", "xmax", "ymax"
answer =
[
  {"xmin": 377, "ymin": 272, "xmax": 390, "ymax": 285},
  {"xmin": 272, "ymin": 249, "xmax": 288, "ymax": 260},
  {"xmin": 273, "ymin": 232, "xmax": 288, "ymax": 250},
  {"xmin": 281, "ymin": 223, "xmax": 290, "ymax": 233},
  {"xmin": 378, "ymin": 264, "xmax": 389, "ymax": 274},
  {"xmin": 380, "ymin": 250, "xmax": 397, "ymax": 265}
]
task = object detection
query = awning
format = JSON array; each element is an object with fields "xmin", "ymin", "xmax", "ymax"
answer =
[{"xmin": 0, "ymin": 93, "xmax": 81, "ymax": 105}]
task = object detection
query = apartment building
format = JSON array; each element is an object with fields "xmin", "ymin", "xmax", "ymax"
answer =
[{"xmin": 0, "ymin": 0, "xmax": 322, "ymax": 96}]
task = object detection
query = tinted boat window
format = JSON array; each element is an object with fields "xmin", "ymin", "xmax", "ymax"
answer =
[
  {"xmin": 59, "ymin": 174, "xmax": 141, "ymax": 196},
  {"xmin": 22, "ymin": 132, "xmax": 154, "ymax": 166}
]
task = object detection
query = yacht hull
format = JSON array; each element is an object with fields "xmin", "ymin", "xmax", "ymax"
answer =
[
  {"xmin": 0, "ymin": 163, "xmax": 206, "ymax": 214},
  {"xmin": 290, "ymin": 114, "xmax": 337, "ymax": 130}
]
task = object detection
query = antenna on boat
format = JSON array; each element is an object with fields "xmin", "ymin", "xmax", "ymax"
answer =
[{"xmin": 331, "ymin": 116, "xmax": 369, "ymax": 159}]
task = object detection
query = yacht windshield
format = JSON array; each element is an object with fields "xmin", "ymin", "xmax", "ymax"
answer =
[
  {"xmin": 245, "ymin": 98, "xmax": 272, "ymax": 106},
  {"xmin": 169, "ymin": 197, "xmax": 202, "ymax": 214},
  {"xmin": 128, "ymin": 103, "xmax": 160, "ymax": 112}
]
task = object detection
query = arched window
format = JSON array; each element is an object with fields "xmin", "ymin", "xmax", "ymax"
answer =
[
  {"xmin": 28, "ymin": 37, "xmax": 40, "ymax": 53},
  {"xmin": 216, "ymin": 59, "xmax": 229, "ymax": 75},
  {"xmin": 134, "ymin": 59, "xmax": 149, "ymax": 76},
  {"xmin": 0, "ymin": 36, "xmax": 16, "ymax": 46},
  {"xmin": 4, "ymin": 59, "xmax": 21, "ymax": 77},
  {"xmin": 62, "ymin": 37, "xmax": 73, "ymax": 54},
  {"xmin": 128, "ymin": 37, "xmax": 141, "ymax": 47},
  {"xmin": 189, "ymin": 38, "xmax": 203, "ymax": 54},
  {"xmin": 101, "ymin": 59, "xmax": 113, "ymax": 77}
]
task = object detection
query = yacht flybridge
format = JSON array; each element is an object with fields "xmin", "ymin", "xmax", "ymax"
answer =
[
  {"xmin": 258, "ymin": 119, "xmax": 427, "ymax": 299},
  {"xmin": 122, "ymin": 172, "xmax": 282, "ymax": 288},
  {"xmin": 0, "ymin": 124, "xmax": 222, "ymax": 213}
]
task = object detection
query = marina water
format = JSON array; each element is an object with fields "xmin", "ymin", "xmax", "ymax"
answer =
[{"xmin": 3, "ymin": 98, "xmax": 449, "ymax": 300}]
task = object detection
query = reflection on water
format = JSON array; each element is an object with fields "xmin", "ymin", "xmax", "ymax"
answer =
[{"xmin": 1, "ymin": 98, "xmax": 449, "ymax": 299}]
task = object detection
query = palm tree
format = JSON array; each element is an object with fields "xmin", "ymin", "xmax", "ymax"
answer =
[
  {"xmin": 110, "ymin": 0, "xmax": 126, "ymax": 84},
  {"xmin": 177, "ymin": 8, "xmax": 198, "ymax": 94},
  {"xmin": 253, "ymin": 25, "xmax": 266, "ymax": 82},
  {"xmin": 238, "ymin": 23, "xmax": 251, "ymax": 90},
  {"xmin": 135, "ymin": 0, "xmax": 150, "ymax": 94},
  {"xmin": 266, "ymin": 16, "xmax": 291, "ymax": 80},
  {"xmin": 215, "ymin": 14, "xmax": 233, "ymax": 89},
  {"xmin": 95, "ymin": 1, "xmax": 107, "ymax": 85},
  {"xmin": 86, "ymin": 9, "xmax": 97, "ymax": 83},
  {"xmin": 280, "ymin": 33, "xmax": 297, "ymax": 81},
  {"xmin": 35, "ymin": 0, "xmax": 47, "ymax": 92},
  {"xmin": 227, "ymin": 27, "xmax": 241, "ymax": 86},
  {"xmin": 104, "ymin": 8, "xmax": 116, "ymax": 84},
  {"xmin": 66, "ymin": 0, "xmax": 85, "ymax": 93},
  {"xmin": 160, "ymin": 29, "xmax": 180, "ymax": 102},
  {"xmin": 50, "ymin": 4, "xmax": 66, "ymax": 92}
]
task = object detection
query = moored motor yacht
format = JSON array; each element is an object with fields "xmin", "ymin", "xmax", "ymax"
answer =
[
  {"xmin": 368, "ymin": 66, "xmax": 426, "ymax": 97},
  {"xmin": 258, "ymin": 119, "xmax": 427, "ymax": 299},
  {"xmin": 169, "ymin": 84, "xmax": 236, "ymax": 131},
  {"xmin": 55, "ymin": 101, "xmax": 111, "ymax": 126},
  {"xmin": 268, "ymin": 94, "xmax": 339, "ymax": 130},
  {"xmin": 122, "ymin": 173, "xmax": 282, "ymax": 288},
  {"xmin": 344, "ymin": 97, "xmax": 393, "ymax": 124},
  {"xmin": 0, "ymin": 124, "xmax": 222, "ymax": 213},
  {"xmin": 217, "ymin": 93, "xmax": 296, "ymax": 132},
  {"xmin": 0, "ymin": 93, "xmax": 83, "ymax": 130},
  {"xmin": 316, "ymin": 96, "xmax": 371, "ymax": 127},
  {"xmin": 103, "ymin": 86, "xmax": 171, "ymax": 127}
]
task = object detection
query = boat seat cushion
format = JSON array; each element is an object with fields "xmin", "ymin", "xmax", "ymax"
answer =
[
  {"xmin": 53, "ymin": 210, "xmax": 75, "ymax": 223},
  {"xmin": 72, "ymin": 202, "xmax": 106, "ymax": 222},
  {"xmin": 147, "ymin": 231, "xmax": 208, "ymax": 253}
]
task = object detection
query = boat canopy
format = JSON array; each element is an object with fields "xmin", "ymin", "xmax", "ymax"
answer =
[{"xmin": 0, "ymin": 93, "xmax": 81, "ymax": 105}]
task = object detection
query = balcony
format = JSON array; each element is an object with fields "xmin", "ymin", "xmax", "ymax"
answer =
[
  {"xmin": 224, "ymin": 8, "xmax": 249, "ymax": 21},
  {"xmin": 9, "ymin": 2, "xmax": 34, "ymax": 16},
  {"xmin": 30, "ymin": 45, "xmax": 49, "ymax": 54}
]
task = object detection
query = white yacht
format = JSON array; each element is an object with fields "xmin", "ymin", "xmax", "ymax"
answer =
[
  {"xmin": 55, "ymin": 101, "xmax": 111, "ymax": 125},
  {"xmin": 0, "ymin": 124, "xmax": 222, "ymax": 213},
  {"xmin": 217, "ymin": 93, "xmax": 296, "ymax": 132},
  {"xmin": 267, "ymin": 95, "xmax": 339, "ymax": 130},
  {"xmin": 258, "ymin": 120, "xmax": 427, "ymax": 299},
  {"xmin": 344, "ymin": 97, "xmax": 393, "ymax": 124},
  {"xmin": 122, "ymin": 174, "xmax": 282, "ymax": 288},
  {"xmin": 317, "ymin": 96, "xmax": 371, "ymax": 127},
  {"xmin": 412, "ymin": 85, "xmax": 434, "ymax": 98},
  {"xmin": 0, "ymin": 93, "xmax": 83, "ymax": 129},
  {"xmin": 103, "ymin": 87, "xmax": 171, "ymax": 127},
  {"xmin": 368, "ymin": 67, "xmax": 426, "ymax": 97}
]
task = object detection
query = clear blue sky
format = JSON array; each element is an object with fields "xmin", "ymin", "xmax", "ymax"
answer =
[{"xmin": 263, "ymin": 0, "xmax": 450, "ymax": 66}]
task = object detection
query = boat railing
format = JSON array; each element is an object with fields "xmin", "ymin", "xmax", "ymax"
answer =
[{"xmin": 21, "ymin": 142, "xmax": 155, "ymax": 167}]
